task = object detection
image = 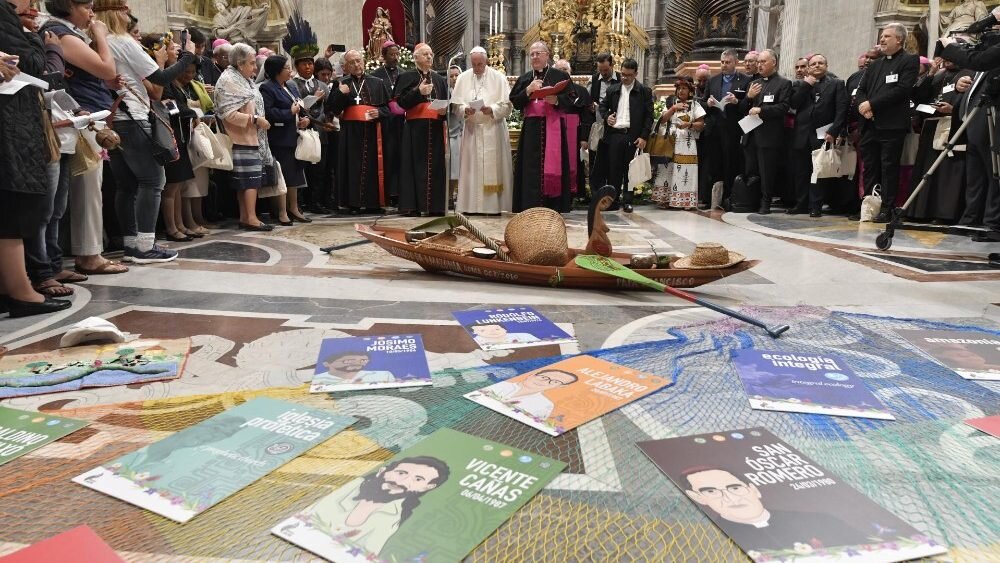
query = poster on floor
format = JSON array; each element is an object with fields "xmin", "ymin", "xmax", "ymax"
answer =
[
  {"xmin": 895, "ymin": 329, "xmax": 1000, "ymax": 381},
  {"xmin": 732, "ymin": 350, "xmax": 894, "ymax": 420},
  {"xmin": 0, "ymin": 338, "xmax": 191, "ymax": 399},
  {"xmin": 0, "ymin": 525, "xmax": 123, "ymax": 563},
  {"xmin": 310, "ymin": 334, "xmax": 433, "ymax": 393},
  {"xmin": 965, "ymin": 415, "xmax": 1000, "ymax": 439},
  {"xmin": 73, "ymin": 397, "xmax": 355, "ymax": 523},
  {"xmin": 272, "ymin": 428, "xmax": 565, "ymax": 563},
  {"xmin": 453, "ymin": 307, "xmax": 575, "ymax": 351},
  {"xmin": 0, "ymin": 405, "xmax": 89, "ymax": 466},
  {"xmin": 464, "ymin": 355, "xmax": 669, "ymax": 436},
  {"xmin": 638, "ymin": 428, "xmax": 948, "ymax": 563}
]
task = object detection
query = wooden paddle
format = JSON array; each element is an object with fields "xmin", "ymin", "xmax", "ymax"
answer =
[{"xmin": 574, "ymin": 254, "xmax": 790, "ymax": 338}]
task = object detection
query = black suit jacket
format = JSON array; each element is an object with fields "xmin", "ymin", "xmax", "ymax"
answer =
[
  {"xmin": 738, "ymin": 74, "xmax": 793, "ymax": 149},
  {"xmin": 707, "ymin": 72, "xmax": 751, "ymax": 129},
  {"xmin": 600, "ymin": 81, "xmax": 654, "ymax": 143},
  {"xmin": 259, "ymin": 79, "xmax": 302, "ymax": 148},
  {"xmin": 588, "ymin": 71, "xmax": 620, "ymax": 108},
  {"xmin": 789, "ymin": 75, "xmax": 848, "ymax": 149},
  {"xmin": 568, "ymin": 83, "xmax": 594, "ymax": 143},
  {"xmin": 855, "ymin": 51, "xmax": 919, "ymax": 131}
]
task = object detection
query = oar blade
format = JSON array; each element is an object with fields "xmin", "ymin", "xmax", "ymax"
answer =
[{"xmin": 574, "ymin": 255, "xmax": 666, "ymax": 292}]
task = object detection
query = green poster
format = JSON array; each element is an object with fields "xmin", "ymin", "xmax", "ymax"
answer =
[
  {"xmin": 273, "ymin": 428, "xmax": 566, "ymax": 562},
  {"xmin": 73, "ymin": 397, "xmax": 355, "ymax": 523},
  {"xmin": 0, "ymin": 405, "xmax": 89, "ymax": 466}
]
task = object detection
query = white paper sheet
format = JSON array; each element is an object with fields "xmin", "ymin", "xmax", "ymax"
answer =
[
  {"xmin": 738, "ymin": 114, "xmax": 763, "ymax": 134},
  {"xmin": 468, "ymin": 98, "xmax": 485, "ymax": 110},
  {"xmin": 708, "ymin": 95, "xmax": 733, "ymax": 109},
  {"xmin": 301, "ymin": 94, "xmax": 319, "ymax": 110},
  {"xmin": 916, "ymin": 104, "xmax": 937, "ymax": 115},
  {"xmin": 69, "ymin": 110, "xmax": 112, "ymax": 129},
  {"xmin": 815, "ymin": 123, "xmax": 833, "ymax": 139},
  {"xmin": 429, "ymin": 98, "xmax": 450, "ymax": 110}
]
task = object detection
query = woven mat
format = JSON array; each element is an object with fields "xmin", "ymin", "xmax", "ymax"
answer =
[{"xmin": 1, "ymin": 307, "xmax": 997, "ymax": 561}]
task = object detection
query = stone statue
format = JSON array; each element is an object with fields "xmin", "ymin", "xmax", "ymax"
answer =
[
  {"xmin": 213, "ymin": 0, "xmax": 270, "ymax": 44},
  {"xmin": 940, "ymin": 0, "xmax": 989, "ymax": 36},
  {"xmin": 366, "ymin": 7, "xmax": 395, "ymax": 61},
  {"xmin": 752, "ymin": 0, "xmax": 784, "ymax": 55}
]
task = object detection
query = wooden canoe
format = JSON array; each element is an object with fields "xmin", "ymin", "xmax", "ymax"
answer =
[{"xmin": 356, "ymin": 223, "xmax": 758, "ymax": 290}]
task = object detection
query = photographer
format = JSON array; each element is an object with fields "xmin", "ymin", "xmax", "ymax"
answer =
[{"xmin": 939, "ymin": 5, "xmax": 1000, "ymax": 242}]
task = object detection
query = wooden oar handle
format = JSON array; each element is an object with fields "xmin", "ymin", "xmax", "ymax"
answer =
[{"xmin": 455, "ymin": 213, "xmax": 512, "ymax": 262}]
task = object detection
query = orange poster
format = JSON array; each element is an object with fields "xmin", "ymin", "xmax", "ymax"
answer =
[{"xmin": 464, "ymin": 355, "xmax": 670, "ymax": 436}]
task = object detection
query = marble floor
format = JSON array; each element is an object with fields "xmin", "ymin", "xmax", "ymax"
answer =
[{"xmin": 1, "ymin": 205, "xmax": 998, "ymax": 560}]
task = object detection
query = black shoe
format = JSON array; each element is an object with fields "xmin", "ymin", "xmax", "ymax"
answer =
[
  {"xmin": 306, "ymin": 204, "xmax": 332, "ymax": 215},
  {"xmin": 290, "ymin": 214, "xmax": 313, "ymax": 223},
  {"xmin": 758, "ymin": 206, "xmax": 771, "ymax": 215},
  {"xmin": 971, "ymin": 231, "xmax": 1000, "ymax": 242},
  {"xmin": 847, "ymin": 213, "xmax": 861, "ymax": 221},
  {"xmin": 623, "ymin": 203, "xmax": 634, "ymax": 214},
  {"xmin": 403, "ymin": 209, "xmax": 421, "ymax": 217},
  {"xmin": 5, "ymin": 296, "xmax": 72, "ymax": 318},
  {"xmin": 239, "ymin": 222, "xmax": 274, "ymax": 232},
  {"xmin": 164, "ymin": 231, "xmax": 194, "ymax": 242},
  {"xmin": 277, "ymin": 219, "xmax": 294, "ymax": 226},
  {"xmin": 988, "ymin": 253, "xmax": 999, "ymax": 267},
  {"xmin": 785, "ymin": 207, "xmax": 807, "ymax": 215},
  {"xmin": 874, "ymin": 210, "xmax": 891, "ymax": 223},
  {"xmin": 809, "ymin": 210, "xmax": 822, "ymax": 218}
]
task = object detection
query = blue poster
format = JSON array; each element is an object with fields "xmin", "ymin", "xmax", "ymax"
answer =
[
  {"xmin": 732, "ymin": 350, "xmax": 894, "ymax": 420},
  {"xmin": 452, "ymin": 307, "xmax": 575, "ymax": 351},
  {"xmin": 310, "ymin": 334, "xmax": 432, "ymax": 393}
]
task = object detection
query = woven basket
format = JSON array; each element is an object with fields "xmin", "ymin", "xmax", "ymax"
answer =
[
  {"xmin": 417, "ymin": 228, "xmax": 482, "ymax": 256},
  {"xmin": 504, "ymin": 208, "xmax": 569, "ymax": 266}
]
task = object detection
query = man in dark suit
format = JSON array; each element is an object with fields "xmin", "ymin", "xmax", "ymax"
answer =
[
  {"xmin": 588, "ymin": 53, "xmax": 620, "ymax": 195},
  {"xmin": 707, "ymin": 49, "xmax": 752, "ymax": 205},
  {"xmin": 739, "ymin": 49, "xmax": 793, "ymax": 215},
  {"xmin": 856, "ymin": 22, "xmax": 920, "ymax": 222},
  {"xmin": 788, "ymin": 53, "xmax": 848, "ymax": 216},
  {"xmin": 599, "ymin": 58, "xmax": 654, "ymax": 213}
]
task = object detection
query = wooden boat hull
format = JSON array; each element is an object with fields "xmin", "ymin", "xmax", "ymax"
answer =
[{"xmin": 356, "ymin": 224, "xmax": 757, "ymax": 290}]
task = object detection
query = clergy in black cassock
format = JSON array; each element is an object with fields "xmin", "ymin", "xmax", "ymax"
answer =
[
  {"xmin": 553, "ymin": 59, "xmax": 593, "ymax": 211},
  {"xmin": 325, "ymin": 50, "xmax": 392, "ymax": 213},
  {"xmin": 371, "ymin": 41, "xmax": 406, "ymax": 201},
  {"xmin": 395, "ymin": 43, "xmax": 450, "ymax": 216},
  {"xmin": 510, "ymin": 41, "xmax": 575, "ymax": 212}
]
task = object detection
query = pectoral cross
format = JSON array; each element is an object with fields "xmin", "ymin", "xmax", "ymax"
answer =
[{"xmin": 354, "ymin": 94, "xmax": 362, "ymax": 105}]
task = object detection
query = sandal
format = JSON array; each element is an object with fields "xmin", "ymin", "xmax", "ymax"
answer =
[
  {"xmin": 76, "ymin": 260, "xmax": 129, "ymax": 275},
  {"xmin": 34, "ymin": 279, "xmax": 74, "ymax": 297},
  {"xmin": 55, "ymin": 270, "xmax": 89, "ymax": 283}
]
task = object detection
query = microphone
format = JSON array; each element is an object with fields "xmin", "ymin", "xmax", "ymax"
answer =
[{"xmin": 966, "ymin": 13, "xmax": 998, "ymax": 34}]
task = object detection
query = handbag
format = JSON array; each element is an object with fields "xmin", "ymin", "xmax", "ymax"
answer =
[
  {"xmin": 294, "ymin": 128, "xmax": 322, "ymax": 163},
  {"xmin": 188, "ymin": 121, "xmax": 216, "ymax": 170},
  {"xmin": 257, "ymin": 161, "xmax": 287, "ymax": 198},
  {"xmin": 859, "ymin": 183, "xmax": 882, "ymax": 222},
  {"xmin": 931, "ymin": 118, "xmax": 956, "ymax": 152},
  {"xmin": 646, "ymin": 129, "xmax": 675, "ymax": 159},
  {"xmin": 627, "ymin": 150, "xmax": 652, "ymax": 191},
  {"xmin": 811, "ymin": 142, "xmax": 841, "ymax": 182},
  {"xmin": 109, "ymin": 85, "xmax": 179, "ymax": 165},
  {"xmin": 836, "ymin": 141, "xmax": 858, "ymax": 179},
  {"xmin": 900, "ymin": 132, "xmax": 920, "ymax": 166},
  {"xmin": 69, "ymin": 132, "xmax": 101, "ymax": 176},
  {"xmin": 206, "ymin": 120, "xmax": 234, "ymax": 170},
  {"xmin": 588, "ymin": 119, "xmax": 604, "ymax": 149}
]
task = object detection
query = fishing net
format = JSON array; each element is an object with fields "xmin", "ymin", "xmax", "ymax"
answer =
[{"xmin": 1, "ymin": 306, "xmax": 997, "ymax": 561}]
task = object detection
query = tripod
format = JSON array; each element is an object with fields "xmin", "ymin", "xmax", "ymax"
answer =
[{"xmin": 875, "ymin": 81, "xmax": 1000, "ymax": 253}]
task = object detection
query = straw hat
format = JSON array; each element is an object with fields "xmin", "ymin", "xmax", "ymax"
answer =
[
  {"xmin": 505, "ymin": 208, "xmax": 569, "ymax": 266},
  {"xmin": 672, "ymin": 243, "xmax": 745, "ymax": 269}
]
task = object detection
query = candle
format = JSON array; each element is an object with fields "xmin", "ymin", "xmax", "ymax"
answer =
[
  {"xmin": 489, "ymin": 4, "xmax": 494, "ymax": 36},
  {"xmin": 499, "ymin": 2, "xmax": 504, "ymax": 34}
]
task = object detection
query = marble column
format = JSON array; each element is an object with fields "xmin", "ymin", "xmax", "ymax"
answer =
[{"xmin": 778, "ymin": 0, "xmax": 879, "ymax": 81}]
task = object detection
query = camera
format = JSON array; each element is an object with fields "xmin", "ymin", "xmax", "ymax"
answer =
[{"xmin": 935, "ymin": 30, "xmax": 1000, "ymax": 59}]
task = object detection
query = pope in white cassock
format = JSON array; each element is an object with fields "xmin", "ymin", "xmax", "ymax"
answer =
[{"xmin": 451, "ymin": 47, "xmax": 514, "ymax": 214}]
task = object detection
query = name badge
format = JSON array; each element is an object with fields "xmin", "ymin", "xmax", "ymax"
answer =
[
  {"xmin": 852, "ymin": 88, "xmax": 858, "ymax": 96},
  {"xmin": 942, "ymin": 84, "xmax": 955, "ymax": 94},
  {"xmin": 763, "ymin": 94, "xmax": 775, "ymax": 103},
  {"xmin": 886, "ymin": 74, "xmax": 898, "ymax": 84}
]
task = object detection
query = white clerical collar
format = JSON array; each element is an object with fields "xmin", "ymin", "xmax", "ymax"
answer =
[{"xmin": 745, "ymin": 509, "xmax": 772, "ymax": 528}]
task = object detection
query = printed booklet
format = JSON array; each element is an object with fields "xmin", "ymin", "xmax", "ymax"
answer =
[
  {"xmin": 895, "ymin": 329, "xmax": 1000, "ymax": 381},
  {"xmin": 0, "ymin": 405, "xmax": 89, "ymax": 466},
  {"xmin": 73, "ymin": 397, "xmax": 355, "ymax": 523},
  {"xmin": 0, "ymin": 525, "xmax": 123, "ymax": 563},
  {"xmin": 272, "ymin": 428, "xmax": 565, "ymax": 563},
  {"xmin": 732, "ymin": 350, "xmax": 894, "ymax": 420},
  {"xmin": 638, "ymin": 428, "xmax": 947, "ymax": 563},
  {"xmin": 464, "ymin": 355, "xmax": 669, "ymax": 436},
  {"xmin": 453, "ymin": 307, "xmax": 575, "ymax": 351},
  {"xmin": 310, "ymin": 334, "xmax": 433, "ymax": 393}
]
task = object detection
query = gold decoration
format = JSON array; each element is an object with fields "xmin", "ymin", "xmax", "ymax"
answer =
[{"xmin": 487, "ymin": 33, "xmax": 507, "ymax": 74}]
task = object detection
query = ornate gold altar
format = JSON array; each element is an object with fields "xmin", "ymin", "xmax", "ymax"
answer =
[
  {"xmin": 167, "ymin": 0, "xmax": 291, "ymax": 46},
  {"xmin": 522, "ymin": 0, "xmax": 648, "ymax": 74}
]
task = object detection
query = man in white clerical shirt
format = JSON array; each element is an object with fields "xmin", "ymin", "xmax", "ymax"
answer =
[{"xmin": 451, "ymin": 47, "xmax": 514, "ymax": 215}]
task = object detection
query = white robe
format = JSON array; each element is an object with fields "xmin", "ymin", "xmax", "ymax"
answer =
[{"xmin": 451, "ymin": 67, "xmax": 514, "ymax": 214}]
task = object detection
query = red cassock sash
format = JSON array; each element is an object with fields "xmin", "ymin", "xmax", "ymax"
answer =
[
  {"xmin": 524, "ymin": 99, "xmax": 578, "ymax": 197},
  {"xmin": 342, "ymin": 104, "xmax": 385, "ymax": 205}
]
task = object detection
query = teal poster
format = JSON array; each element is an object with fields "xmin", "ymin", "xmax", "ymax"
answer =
[
  {"xmin": 0, "ymin": 405, "xmax": 89, "ymax": 466},
  {"xmin": 273, "ymin": 428, "xmax": 566, "ymax": 562},
  {"xmin": 73, "ymin": 397, "xmax": 355, "ymax": 523}
]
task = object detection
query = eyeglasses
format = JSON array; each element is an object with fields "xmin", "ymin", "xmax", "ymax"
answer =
[
  {"xmin": 532, "ymin": 373, "xmax": 572, "ymax": 385},
  {"xmin": 696, "ymin": 483, "xmax": 750, "ymax": 499}
]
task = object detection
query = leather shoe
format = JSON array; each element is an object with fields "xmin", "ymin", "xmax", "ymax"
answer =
[
  {"xmin": 809, "ymin": 210, "xmax": 822, "ymax": 218},
  {"xmin": 623, "ymin": 203, "xmax": 634, "ymax": 213},
  {"xmin": 758, "ymin": 206, "xmax": 771, "ymax": 215},
  {"xmin": 239, "ymin": 222, "xmax": 274, "ymax": 232},
  {"xmin": 290, "ymin": 214, "xmax": 312, "ymax": 223},
  {"xmin": 785, "ymin": 207, "xmax": 807, "ymax": 215},
  {"xmin": 4, "ymin": 296, "xmax": 72, "ymax": 318},
  {"xmin": 874, "ymin": 210, "xmax": 891, "ymax": 223},
  {"xmin": 988, "ymin": 252, "xmax": 999, "ymax": 267}
]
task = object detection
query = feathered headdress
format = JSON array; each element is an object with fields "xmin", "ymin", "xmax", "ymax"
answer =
[{"xmin": 283, "ymin": 12, "xmax": 319, "ymax": 62}]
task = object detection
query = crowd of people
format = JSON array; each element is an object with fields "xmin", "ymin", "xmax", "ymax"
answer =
[{"xmin": 2, "ymin": 0, "xmax": 999, "ymax": 320}]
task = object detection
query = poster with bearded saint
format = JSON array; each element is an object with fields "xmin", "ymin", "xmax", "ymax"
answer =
[
  {"xmin": 638, "ymin": 428, "xmax": 948, "ymax": 563},
  {"xmin": 272, "ymin": 428, "xmax": 565, "ymax": 562},
  {"xmin": 310, "ymin": 334, "xmax": 432, "ymax": 393}
]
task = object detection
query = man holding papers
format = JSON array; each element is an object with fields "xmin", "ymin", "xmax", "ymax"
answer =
[
  {"xmin": 788, "ymin": 53, "xmax": 847, "ymax": 217},
  {"xmin": 738, "ymin": 49, "xmax": 792, "ymax": 215},
  {"xmin": 395, "ymin": 43, "xmax": 450, "ymax": 216},
  {"xmin": 452, "ymin": 47, "xmax": 513, "ymax": 214},
  {"xmin": 707, "ymin": 49, "xmax": 752, "ymax": 206}
]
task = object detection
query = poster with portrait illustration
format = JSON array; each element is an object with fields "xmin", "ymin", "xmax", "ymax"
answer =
[
  {"xmin": 732, "ymin": 350, "xmax": 894, "ymax": 420},
  {"xmin": 0, "ymin": 405, "xmax": 89, "ymax": 466},
  {"xmin": 638, "ymin": 428, "xmax": 947, "ymax": 563},
  {"xmin": 895, "ymin": 329, "xmax": 1000, "ymax": 381},
  {"xmin": 0, "ymin": 525, "xmax": 123, "ymax": 563},
  {"xmin": 73, "ymin": 398, "xmax": 355, "ymax": 523},
  {"xmin": 965, "ymin": 415, "xmax": 1000, "ymax": 439},
  {"xmin": 310, "ymin": 334, "xmax": 432, "ymax": 393},
  {"xmin": 453, "ymin": 307, "xmax": 575, "ymax": 351},
  {"xmin": 464, "ymin": 355, "xmax": 670, "ymax": 436},
  {"xmin": 272, "ymin": 428, "xmax": 565, "ymax": 563}
]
